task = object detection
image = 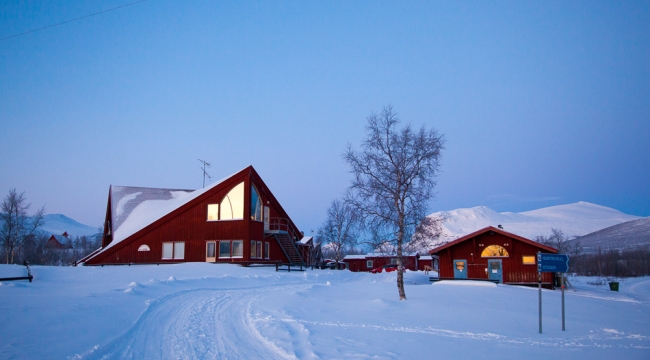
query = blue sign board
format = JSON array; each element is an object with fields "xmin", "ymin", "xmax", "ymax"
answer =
[{"xmin": 537, "ymin": 253, "xmax": 570, "ymax": 273}]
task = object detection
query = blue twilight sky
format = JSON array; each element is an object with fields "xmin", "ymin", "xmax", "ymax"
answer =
[{"xmin": 1, "ymin": 1, "xmax": 649, "ymax": 234}]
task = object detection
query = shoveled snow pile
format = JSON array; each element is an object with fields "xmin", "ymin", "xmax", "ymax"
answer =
[
  {"xmin": 429, "ymin": 201, "xmax": 641, "ymax": 243},
  {"xmin": 1, "ymin": 263, "xmax": 649, "ymax": 359}
]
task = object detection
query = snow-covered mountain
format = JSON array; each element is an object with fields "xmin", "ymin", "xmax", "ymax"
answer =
[
  {"xmin": 38, "ymin": 214, "xmax": 100, "ymax": 238},
  {"xmin": 566, "ymin": 217, "xmax": 650, "ymax": 253},
  {"xmin": 428, "ymin": 201, "xmax": 642, "ymax": 243}
]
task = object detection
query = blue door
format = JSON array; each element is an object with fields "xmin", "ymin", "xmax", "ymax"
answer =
[
  {"xmin": 453, "ymin": 259, "xmax": 467, "ymax": 279},
  {"xmin": 488, "ymin": 259, "xmax": 502, "ymax": 283}
]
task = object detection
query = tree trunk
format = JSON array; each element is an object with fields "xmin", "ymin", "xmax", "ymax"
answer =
[{"xmin": 397, "ymin": 216, "xmax": 406, "ymax": 300}]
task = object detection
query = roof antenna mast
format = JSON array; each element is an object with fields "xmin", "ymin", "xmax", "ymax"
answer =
[{"xmin": 198, "ymin": 159, "xmax": 211, "ymax": 188}]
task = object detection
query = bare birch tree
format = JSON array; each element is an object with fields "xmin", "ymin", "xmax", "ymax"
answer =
[
  {"xmin": 317, "ymin": 199, "xmax": 361, "ymax": 265},
  {"xmin": 1, "ymin": 188, "xmax": 45, "ymax": 264},
  {"xmin": 344, "ymin": 106, "xmax": 445, "ymax": 300}
]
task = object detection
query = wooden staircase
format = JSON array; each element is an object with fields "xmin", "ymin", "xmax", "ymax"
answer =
[{"xmin": 273, "ymin": 232, "xmax": 305, "ymax": 265}]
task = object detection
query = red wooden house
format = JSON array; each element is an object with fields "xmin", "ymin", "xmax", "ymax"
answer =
[
  {"xmin": 343, "ymin": 253, "xmax": 436, "ymax": 272},
  {"xmin": 82, "ymin": 166, "xmax": 310, "ymax": 266},
  {"xmin": 428, "ymin": 226, "xmax": 557, "ymax": 287},
  {"xmin": 45, "ymin": 232, "xmax": 73, "ymax": 249}
]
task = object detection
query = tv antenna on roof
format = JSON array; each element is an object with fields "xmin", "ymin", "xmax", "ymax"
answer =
[{"xmin": 198, "ymin": 159, "xmax": 211, "ymax": 187}]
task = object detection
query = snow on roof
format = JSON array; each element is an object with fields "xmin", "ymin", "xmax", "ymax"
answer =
[
  {"xmin": 299, "ymin": 236, "xmax": 313, "ymax": 244},
  {"xmin": 365, "ymin": 252, "xmax": 419, "ymax": 257},
  {"xmin": 96, "ymin": 168, "xmax": 247, "ymax": 255},
  {"xmin": 343, "ymin": 255, "xmax": 367, "ymax": 260}
]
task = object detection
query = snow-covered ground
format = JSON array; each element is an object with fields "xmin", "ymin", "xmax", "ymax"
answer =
[{"xmin": 1, "ymin": 263, "xmax": 648, "ymax": 359}]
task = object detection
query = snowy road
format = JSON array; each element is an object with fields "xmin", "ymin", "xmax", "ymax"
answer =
[
  {"xmin": 2, "ymin": 264, "xmax": 649, "ymax": 359},
  {"xmin": 88, "ymin": 284, "xmax": 314, "ymax": 360}
]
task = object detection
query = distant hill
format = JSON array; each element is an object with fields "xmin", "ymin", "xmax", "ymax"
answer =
[
  {"xmin": 565, "ymin": 217, "xmax": 650, "ymax": 254},
  {"xmin": 38, "ymin": 214, "xmax": 100, "ymax": 238},
  {"xmin": 426, "ymin": 201, "xmax": 641, "ymax": 245}
]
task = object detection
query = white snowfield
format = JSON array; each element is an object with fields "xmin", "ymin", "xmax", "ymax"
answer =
[
  {"xmin": 1, "ymin": 263, "xmax": 649, "ymax": 359},
  {"xmin": 429, "ymin": 201, "xmax": 642, "ymax": 242}
]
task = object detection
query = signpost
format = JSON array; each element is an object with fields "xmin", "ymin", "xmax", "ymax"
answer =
[{"xmin": 537, "ymin": 252, "xmax": 570, "ymax": 334}]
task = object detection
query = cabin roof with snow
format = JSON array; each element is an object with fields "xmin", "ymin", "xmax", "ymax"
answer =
[
  {"xmin": 429, "ymin": 226, "xmax": 558, "ymax": 255},
  {"xmin": 83, "ymin": 165, "xmax": 307, "ymax": 266}
]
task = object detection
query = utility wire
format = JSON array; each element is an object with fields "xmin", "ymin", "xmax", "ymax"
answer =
[{"xmin": 1, "ymin": 0, "xmax": 148, "ymax": 42}]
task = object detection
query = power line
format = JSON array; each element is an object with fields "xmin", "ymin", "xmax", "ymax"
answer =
[{"xmin": 0, "ymin": 0, "xmax": 148, "ymax": 42}]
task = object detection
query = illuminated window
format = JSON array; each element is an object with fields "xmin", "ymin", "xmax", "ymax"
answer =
[
  {"xmin": 219, "ymin": 182, "xmax": 244, "ymax": 220},
  {"xmin": 481, "ymin": 245, "xmax": 509, "ymax": 257},
  {"xmin": 207, "ymin": 204, "xmax": 219, "ymax": 221},
  {"xmin": 455, "ymin": 261, "xmax": 465, "ymax": 271},
  {"xmin": 367, "ymin": 260, "xmax": 373, "ymax": 268},
  {"xmin": 523, "ymin": 256, "xmax": 536, "ymax": 265},
  {"xmin": 251, "ymin": 185, "xmax": 263, "ymax": 221}
]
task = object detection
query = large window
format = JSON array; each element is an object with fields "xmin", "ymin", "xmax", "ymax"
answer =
[
  {"xmin": 221, "ymin": 182, "xmax": 244, "ymax": 220},
  {"xmin": 251, "ymin": 185, "xmax": 263, "ymax": 221},
  {"xmin": 162, "ymin": 242, "xmax": 184, "ymax": 260},
  {"xmin": 208, "ymin": 182, "xmax": 244, "ymax": 221},
  {"xmin": 481, "ymin": 245, "xmax": 509, "ymax": 257}
]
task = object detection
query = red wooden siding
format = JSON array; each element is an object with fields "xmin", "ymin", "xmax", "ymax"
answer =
[
  {"xmin": 430, "ymin": 227, "xmax": 557, "ymax": 287},
  {"xmin": 344, "ymin": 255, "xmax": 425, "ymax": 272},
  {"xmin": 86, "ymin": 166, "xmax": 305, "ymax": 265}
]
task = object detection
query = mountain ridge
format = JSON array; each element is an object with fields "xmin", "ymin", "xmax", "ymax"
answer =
[{"xmin": 428, "ymin": 201, "xmax": 642, "ymax": 243}]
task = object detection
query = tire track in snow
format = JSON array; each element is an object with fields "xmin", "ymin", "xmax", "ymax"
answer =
[{"xmin": 84, "ymin": 284, "xmax": 313, "ymax": 360}]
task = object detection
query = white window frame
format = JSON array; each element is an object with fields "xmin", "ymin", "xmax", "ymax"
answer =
[
  {"xmin": 367, "ymin": 260, "xmax": 373, "ymax": 268},
  {"xmin": 162, "ymin": 242, "xmax": 184, "ymax": 260},
  {"xmin": 162, "ymin": 242, "xmax": 173, "ymax": 259},
  {"xmin": 138, "ymin": 244, "xmax": 151, "ymax": 252}
]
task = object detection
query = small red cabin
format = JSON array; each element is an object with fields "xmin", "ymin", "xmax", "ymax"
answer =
[
  {"xmin": 343, "ymin": 253, "xmax": 436, "ymax": 272},
  {"xmin": 82, "ymin": 166, "xmax": 311, "ymax": 266},
  {"xmin": 429, "ymin": 226, "xmax": 557, "ymax": 287}
]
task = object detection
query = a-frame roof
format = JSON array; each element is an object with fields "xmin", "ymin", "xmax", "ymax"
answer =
[
  {"xmin": 89, "ymin": 166, "xmax": 252, "ymax": 258},
  {"xmin": 428, "ymin": 226, "xmax": 558, "ymax": 254}
]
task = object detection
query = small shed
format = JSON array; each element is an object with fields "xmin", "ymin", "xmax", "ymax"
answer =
[{"xmin": 428, "ymin": 226, "xmax": 557, "ymax": 287}]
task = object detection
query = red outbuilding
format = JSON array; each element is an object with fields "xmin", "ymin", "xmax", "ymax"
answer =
[
  {"xmin": 343, "ymin": 253, "xmax": 437, "ymax": 273},
  {"xmin": 82, "ymin": 166, "xmax": 310, "ymax": 266},
  {"xmin": 428, "ymin": 226, "xmax": 557, "ymax": 287}
]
